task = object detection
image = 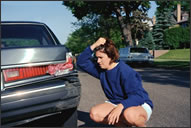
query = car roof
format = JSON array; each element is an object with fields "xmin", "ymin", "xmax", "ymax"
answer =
[
  {"xmin": 1, "ymin": 21, "xmax": 46, "ymax": 25},
  {"xmin": 120, "ymin": 46, "xmax": 148, "ymax": 49}
]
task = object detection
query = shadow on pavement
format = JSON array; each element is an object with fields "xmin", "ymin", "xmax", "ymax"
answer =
[{"xmin": 78, "ymin": 111, "xmax": 113, "ymax": 127}]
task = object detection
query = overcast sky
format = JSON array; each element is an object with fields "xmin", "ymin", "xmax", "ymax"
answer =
[{"xmin": 1, "ymin": 1, "xmax": 157, "ymax": 44}]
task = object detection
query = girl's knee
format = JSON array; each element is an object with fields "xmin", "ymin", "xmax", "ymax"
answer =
[
  {"xmin": 89, "ymin": 107, "xmax": 103, "ymax": 123},
  {"xmin": 89, "ymin": 107, "xmax": 96, "ymax": 120},
  {"xmin": 123, "ymin": 108, "xmax": 136, "ymax": 120},
  {"xmin": 123, "ymin": 111, "xmax": 136, "ymax": 125},
  {"xmin": 122, "ymin": 107, "xmax": 147, "ymax": 126}
]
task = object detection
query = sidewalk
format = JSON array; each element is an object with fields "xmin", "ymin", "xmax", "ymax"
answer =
[{"xmin": 154, "ymin": 59, "xmax": 190, "ymax": 62}]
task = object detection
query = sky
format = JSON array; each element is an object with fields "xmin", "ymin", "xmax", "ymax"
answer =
[{"xmin": 1, "ymin": 1, "xmax": 157, "ymax": 44}]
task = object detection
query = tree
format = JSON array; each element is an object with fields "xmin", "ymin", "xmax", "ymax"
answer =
[
  {"xmin": 65, "ymin": 15, "xmax": 125, "ymax": 54},
  {"xmin": 164, "ymin": 26, "xmax": 190, "ymax": 49},
  {"xmin": 63, "ymin": 1, "xmax": 151, "ymax": 46},
  {"xmin": 138, "ymin": 31, "xmax": 154, "ymax": 50},
  {"xmin": 131, "ymin": 10, "xmax": 151, "ymax": 45},
  {"xmin": 152, "ymin": 1, "xmax": 175, "ymax": 49}
]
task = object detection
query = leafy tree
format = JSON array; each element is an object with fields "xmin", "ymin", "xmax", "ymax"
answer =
[
  {"xmin": 65, "ymin": 26, "xmax": 94, "ymax": 55},
  {"xmin": 63, "ymin": 1, "xmax": 151, "ymax": 46},
  {"xmin": 131, "ymin": 10, "xmax": 151, "ymax": 44},
  {"xmin": 65, "ymin": 15, "xmax": 125, "ymax": 54}
]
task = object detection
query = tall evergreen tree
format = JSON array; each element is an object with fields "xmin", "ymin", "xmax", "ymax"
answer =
[
  {"xmin": 152, "ymin": 1, "xmax": 175, "ymax": 49},
  {"xmin": 139, "ymin": 31, "xmax": 154, "ymax": 50}
]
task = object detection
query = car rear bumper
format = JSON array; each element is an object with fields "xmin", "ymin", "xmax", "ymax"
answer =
[{"xmin": 1, "ymin": 76, "xmax": 81, "ymax": 126}]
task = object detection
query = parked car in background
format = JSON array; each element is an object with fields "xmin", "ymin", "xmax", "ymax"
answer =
[
  {"xmin": 1, "ymin": 21, "xmax": 81, "ymax": 127},
  {"xmin": 119, "ymin": 46, "xmax": 154, "ymax": 65}
]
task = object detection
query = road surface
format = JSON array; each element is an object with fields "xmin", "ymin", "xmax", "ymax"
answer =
[{"xmin": 77, "ymin": 67, "xmax": 190, "ymax": 127}]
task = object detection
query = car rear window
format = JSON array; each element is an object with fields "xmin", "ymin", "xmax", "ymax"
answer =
[
  {"xmin": 130, "ymin": 48, "xmax": 148, "ymax": 53},
  {"xmin": 1, "ymin": 24, "xmax": 55, "ymax": 48},
  {"xmin": 119, "ymin": 48, "xmax": 129, "ymax": 55}
]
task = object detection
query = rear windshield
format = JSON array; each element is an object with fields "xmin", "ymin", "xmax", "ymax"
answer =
[
  {"xmin": 1, "ymin": 24, "xmax": 55, "ymax": 48},
  {"xmin": 119, "ymin": 48, "xmax": 129, "ymax": 55},
  {"xmin": 130, "ymin": 48, "xmax": 149, "ymax": 53}
]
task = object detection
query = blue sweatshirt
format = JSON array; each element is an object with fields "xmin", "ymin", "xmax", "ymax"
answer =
[{"xmin": 77, "ymin": 46, "xmax": 153, "ymax": 109}]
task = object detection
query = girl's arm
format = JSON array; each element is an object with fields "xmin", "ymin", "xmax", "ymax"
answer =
[
  {"xmin": 77, "ymin": 46, "xmax": 100, "ymax": 78},
  {"xmin": 77, "ymin": 37, "xmax": 106, "ymax": 78}
]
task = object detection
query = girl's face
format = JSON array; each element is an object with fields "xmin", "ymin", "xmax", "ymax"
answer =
[{"xmin": 95, "ymin": 50, "xmax": 111, "ymax": 70}]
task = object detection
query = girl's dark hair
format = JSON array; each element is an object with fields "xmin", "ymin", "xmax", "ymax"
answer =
[{"xmin": 94, "ymin": 38, "xmax": 119, "ymax": 63}]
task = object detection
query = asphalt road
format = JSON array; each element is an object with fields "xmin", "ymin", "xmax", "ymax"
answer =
[{"xmin": 77, "ymin": 67, "xmax": 190, "ymax": 127}]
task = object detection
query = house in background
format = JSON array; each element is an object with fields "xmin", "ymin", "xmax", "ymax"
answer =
[
  {"xmin": 151, "ymin": 3, "xmax": 189, "ymax": 28},
  {"xmin": 174, "ymin": 4, "xmax": 189, "ymax": 27}
]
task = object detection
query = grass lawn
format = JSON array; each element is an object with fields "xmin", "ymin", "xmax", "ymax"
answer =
[{"xmin": 153, "ymin": 49, "xmax": 190, "ymax": 70}]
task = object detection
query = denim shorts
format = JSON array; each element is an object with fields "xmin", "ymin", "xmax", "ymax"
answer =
[{"xmin": 105, "ymin": 101, "xmax": 152, "ymax": 121}]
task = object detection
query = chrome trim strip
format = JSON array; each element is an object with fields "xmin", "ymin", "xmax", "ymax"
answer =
[
  {"xmin": 4, "ymin": 75, "xmax": 52, "ymax": 88},
  {"xmin": 1, "ymin": 60, "xmax": 66, "ymax": 69},
  {"xmin": 1, "ymin": 72, "xmax": 4, "ymax": 91},
  {"xmin": 1, "ymin": 84, "xmax": 66, "ymax": 99},
  {"xmin": 1, "ymin": 23, "xmax": 44, "ymax": 25}
]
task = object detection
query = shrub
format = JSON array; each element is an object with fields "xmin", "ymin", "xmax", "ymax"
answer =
[{"xmin": 164, "ymin": 26, "xmax": 190, "ymax": 49}]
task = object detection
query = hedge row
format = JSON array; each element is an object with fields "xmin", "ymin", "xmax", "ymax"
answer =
[{"xmin": 164, "ymin": 26, "xmax": 190, "ymax": 49}]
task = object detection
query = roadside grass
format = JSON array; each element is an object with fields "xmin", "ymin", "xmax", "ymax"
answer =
[
  {"xmin": 154, "ymin": 49, "xmax": 190, "ymax": 70},
  {"xmin": 156, "ymin": 49, "xmax": 190, "ymax": 60}
]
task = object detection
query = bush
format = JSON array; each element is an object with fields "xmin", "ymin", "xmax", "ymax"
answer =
[{"xmin": 164, "ymin": 26, "xmax": 190, "ymax": 49}]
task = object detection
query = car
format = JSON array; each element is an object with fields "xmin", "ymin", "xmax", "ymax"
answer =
[
  {"xmin": 119, "ymin": 46, "xmax": 154, "ymax": 65},
  {"xmin": 1, "ymin": 21, "xmax": 81, "ymax": 127}
]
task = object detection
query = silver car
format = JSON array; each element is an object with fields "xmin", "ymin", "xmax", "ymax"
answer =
[
  {"xmin": 119, "ymin": 47, "xmax": 154, "ymax": 64},
  {"xmin": 1, "ymin": 21, "xmax": 81, "ymax": 127}
]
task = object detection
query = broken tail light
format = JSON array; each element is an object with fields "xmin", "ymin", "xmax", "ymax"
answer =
[
  {"xmin": 48, "ymin": 52, "xmax": 73, "ymax": 76},
  {"xmin": 3, "ymin": 52, "xmax": 74, "ymax": 82}
]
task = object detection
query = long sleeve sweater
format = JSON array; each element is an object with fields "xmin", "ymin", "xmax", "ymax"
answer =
[{"xmin": 77, "ymin": 46, "xmax": 153, "ymax": 109}]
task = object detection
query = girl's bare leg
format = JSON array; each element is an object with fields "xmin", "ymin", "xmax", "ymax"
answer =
[
  {"xmin": 89, "ymin": 102, "xmax": 116, "ymax": 124},
  {"xmin": 90, "ymin": 103, "xmax": 148, "ymax": 127},
  {"xmin": 122, "ymin": 106, "xmax": 148, "ymax": 127}
]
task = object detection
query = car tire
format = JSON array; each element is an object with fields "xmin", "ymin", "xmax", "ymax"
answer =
[{"xmin": 61, "ymin": 107, "xmax": 78, "ymax": 127}]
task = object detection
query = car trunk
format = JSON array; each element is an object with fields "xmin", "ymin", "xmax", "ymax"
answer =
[
  {"xmin": 131, "ymin": 53, "xmax": 148, "ymax": 59},
  {"xmin": 1, "ymin": 45, "xmax": 73, "ymax": 89},
  {"xmin": 1, "ymin": 46, "xmax": 68, "ymax": 67}
]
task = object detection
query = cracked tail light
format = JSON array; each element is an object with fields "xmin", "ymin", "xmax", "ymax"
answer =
[
  {"xmin": 3, "ymin": 52, "xmax": 74, "ymax": 82},
  {"xmin": 3, "ymin": 66, "xmax": 48, "ymax": 82},
  {"xmin": 47, "ymin": 52, "xmax": 73, "ymax": 76}
]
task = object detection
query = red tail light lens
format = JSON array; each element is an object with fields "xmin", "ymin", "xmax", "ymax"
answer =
[{"xmin": 3, "ymin": 66, "xmax": 48, "ymax": 82}]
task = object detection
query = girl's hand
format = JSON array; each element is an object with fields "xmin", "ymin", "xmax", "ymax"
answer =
[
  {"xmin": 107, "ymin": 104, "xmax": 124, "ymax": 125},
  {"xmin": 90, "ymin": 37, "xmax": 106, "ymax": 50}
]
